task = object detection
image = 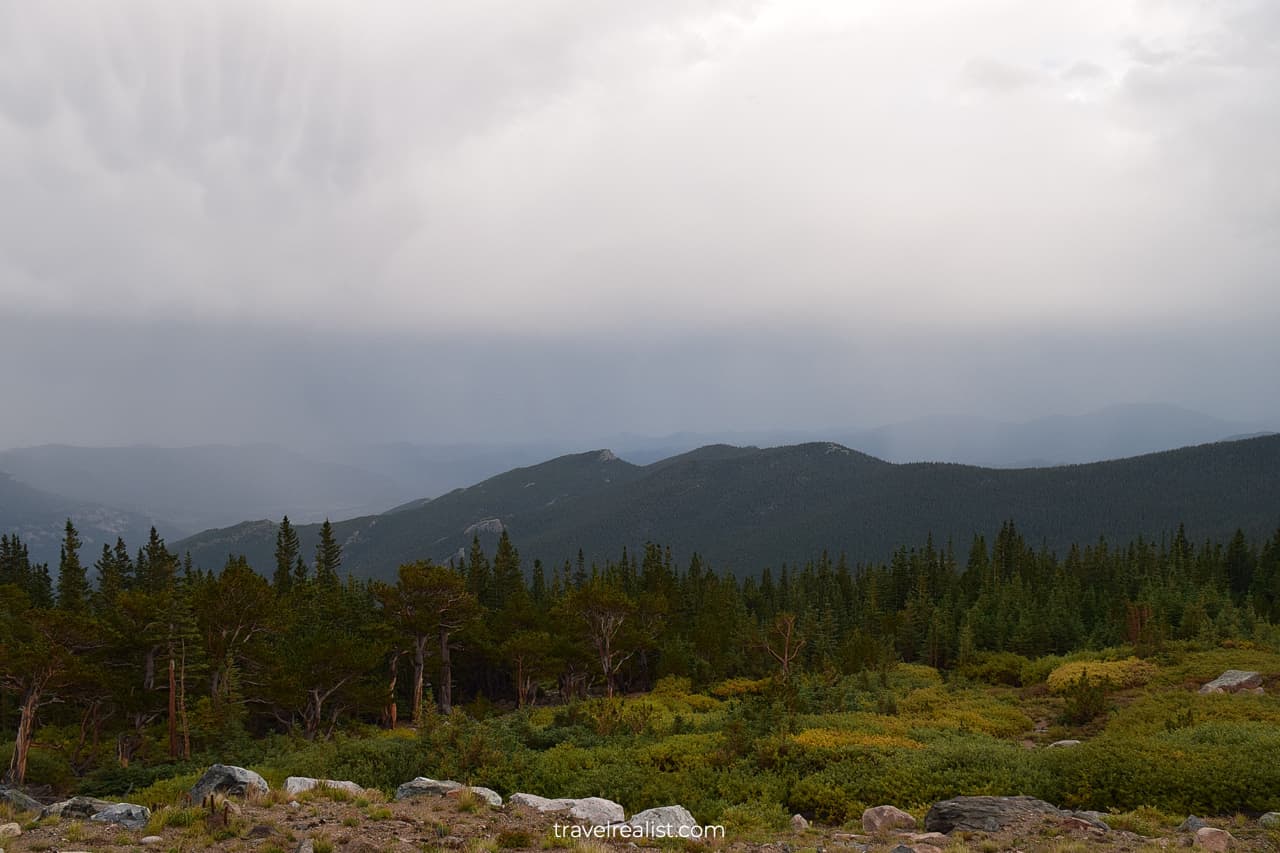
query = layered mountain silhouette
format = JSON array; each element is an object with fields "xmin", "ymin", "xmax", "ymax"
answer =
[{"xmin": 175, "ymin": 434, "xmax": 1280, "ymax": 580}]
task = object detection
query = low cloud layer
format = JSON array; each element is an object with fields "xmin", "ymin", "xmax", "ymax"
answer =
[{"xmin": 2, "ymin": 1, "xmax": 1278, "ymax": 446}]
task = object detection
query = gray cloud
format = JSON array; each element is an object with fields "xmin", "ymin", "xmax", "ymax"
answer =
[{"xmin": 1, "ymin": 0, "xmax": 1278, "ymax": 447}]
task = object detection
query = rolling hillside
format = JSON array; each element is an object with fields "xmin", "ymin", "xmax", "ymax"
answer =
[{"xmin": 175, "ymin": 434, "xmax": 1280, "ymax": 579}]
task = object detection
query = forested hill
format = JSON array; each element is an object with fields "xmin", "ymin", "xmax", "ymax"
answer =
[{"xmin": 175, "ymin": 435, "xmax": 1280, "ymax": 579}]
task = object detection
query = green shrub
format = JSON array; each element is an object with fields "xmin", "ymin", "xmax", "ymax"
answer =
[{"xmin": 960, "ymin": 652, "xmax": 1031, "ymax": 686}]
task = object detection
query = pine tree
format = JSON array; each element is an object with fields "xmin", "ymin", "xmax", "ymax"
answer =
[
  {"xmin": 56, "ymin": 520, "xmax": 90, "ymax": 613},
  {"xmin": 274, "ymin": 516, "xmax": 301, "ymax": 592},
  {"xmin": 314, "ymin": 520, "xmax": 342, "ymax": 588}
]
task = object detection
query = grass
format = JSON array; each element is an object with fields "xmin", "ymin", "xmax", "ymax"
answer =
[{"xmin": 367, "ymin": 805, "xmax": 394, "ymax": 820}]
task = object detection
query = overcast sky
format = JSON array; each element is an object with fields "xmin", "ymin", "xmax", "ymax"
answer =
[{"xmin": 2, "ymin": 0, "xmax": 1278, "ymax": 448}]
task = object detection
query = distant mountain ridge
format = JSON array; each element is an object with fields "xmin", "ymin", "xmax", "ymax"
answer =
[
  {"xmin": 175, "ymin": 433, "xmax": 1280, "ymax": 581},
  {"xmin": 0, "ymin": 472, "xmax": 168, "ymax": 567}
]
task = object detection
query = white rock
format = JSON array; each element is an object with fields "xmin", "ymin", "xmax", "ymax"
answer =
[
  {"xmin": 1199, "ymin": 671, "xmax": 1262, "ymax": 694},
  {"xmin": 625, "ymin": 806, "xmax": 698, "ymax": 835},
  {"xmin": 0, "ymin": 823, "xmax": 19, "ymax": 840},
  {"xmin": 510, "ymin": 793, "xmax": 625, "ymax": 825},
  {"xmin": 141, "ymin": 836, "xmax": 164, "ymax": 846},
  {"xmin": 446, "ymin": 786, "xmax": 503, "ymax": 807},
  {"xmin": 791, "ymin": 814, "xmax": 809, "ymax": 831},
  {"xmin": 863, "ymin": 805, "xmax": 917, "ymax": 833},
  {"xmin": 1048, "ymin": 739, "xmax": 1081, "ymax": 748},
  {"xmin": 395, "ymin": 777, "xmax": 463, "ymax": 800},
  {"xmin": 284, "ymin": 777, "xmax": 365, "ymax": 797}
]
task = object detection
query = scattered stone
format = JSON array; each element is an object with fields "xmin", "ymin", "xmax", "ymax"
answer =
[
  {"xmin": 285, "ymin": 777, "xmax": 366, "ymax": 797},
  {"xmin": 1180, "ymin": 816, "xmax": 1209, "ymax": 832},
  {"xmin": 1047, "ymin": 739, "xmax": 1081, "ymax": 748},
  {"xmin": 1072, "ymin": 810, "xmax": 1111, "ymax": 830},
  {"xmin": 509, "ymin": 792, "xmax": 625, "ymax": 825},
  {"xmin": 625, "ymin": 805, "xmax": 699, "ymax": 835},
  {"xmin": 903, "ymin": 832, "xmax": 948, "ymax": 844},
  {"xmin": 248, "ymin": 823, "xmax": 275, "ymax": 838},
  {"xmin": 190, "ymin": 764, "xmax": 269, "ymax": 801},
  {"xmin": 1198, "ymin": 671, "xmax": 1262, "ymax": 694},
  {"xmin": 1260, "ymin": 812, "xmax": 1280, "ymax": 828},
  {"xmin": 1195, "ymin": 826, "xmax": 1234, "ymax": 851},
  {"xmin": 90, "ymin": 802, "xmax": 151, "ymax": 829},
  {"xmin": 0, "ymin": 786, "xmax": 42, "ymax": 814},
  {"xmin": 40, "ymin": 796, "xmax": 113, "ymax": 820},
  {"xmin": 915, "ymin": 846, "xmax": 943, "ymax": 853},
  {"xmin": 924, "ymin": 796, "xmax": 1064, "ymax": 833},
  {"xmin": 395, "ymin": 777, "xmax": 464, "ymax": 801},
  {"xmin": 791, "ymin": 813, "xmax": 810, "ymax": 831},
  {"xmin": 445, "ymin": 785, "xmax": 503, "ymax": 807},
  {"xmin": 863, "ymin": 805, "xmax": 917, "ymax": 833},
  {"xmin": 295, "ymin": 841, "xmax": 315, "ymax": 853},
  {"xmin": 1060, "ymin": 816, "xmax": 1106, "ymax": 834},
  {"xmin": 141, "ymin": 837, "xmax": 164, "ymax": 846},
  {"xmin": 0, "ymin": 824, "xmax": 19, "ymax": 840}
]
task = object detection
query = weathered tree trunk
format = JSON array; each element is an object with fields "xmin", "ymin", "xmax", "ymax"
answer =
[
  {"xmin": 438, "ymin": 627, "xmax": 453, "ymax": 714},
  {"xmin": 5, "ymin": 685, "xmax": 40, "ymax": 785},
  {"xmin": 412, "ymin": 635, "xmax": 429, "ymax": 724},
  {"xmin": 167, "ymin": 651, "xmax": 178, "ymax": 758},
  {"xmin": 383, "ymin": 650, "xmax": 403, "ymax": 728},
  {"xmin": 179, "ymin": 640, "xmax": 191, "ymax": 760}
]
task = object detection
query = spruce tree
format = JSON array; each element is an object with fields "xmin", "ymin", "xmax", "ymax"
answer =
[
  {"xmin": 274, "ymin": 515, "xmax": 301, "ymax": 592},
  {"xmin": 314, "ymin": 520, "xmax": 342, "ymax": 587},
  {"xmin": 56, "ymin": 519, "xmax": 90, "ymax": 613}
]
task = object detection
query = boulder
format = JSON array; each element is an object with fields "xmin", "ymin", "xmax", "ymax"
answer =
[
  {"xmin": 1260, "ymin": 812, "xmax": 1280, "ymax": 829},
  {"xmin": 1047, "ymin": 739, "xmax": 1081, "ymax": 748},
  {"xmin": 924, "ymin": 796, "xmax": 1064, "ymax": 833},
  {"xmin": 0, "ymin": 786, "xmax": 42, "ymax": 814},
  {"xmin": 791, "ymin": 813, "xmax": 810, "ymax": 831},
  {"xmin": 284, "ymin": 777, "xmax": 365, "ymax": 797},
  {"xmin": 1199, "ymin": 671, "xmax": 1262, "ymax": 694},
  {"xmin": 141, "ymin": 837, "xmax": 164, "ymax": 846},
  {"xmin": 0, "ymin": 824, "xmax": 18, "ymax": 840},
  {"xmin": 190, "ymin": 764, "xmax": 268, "ymax": 801},
  {"xmin": 625, "ymin": 805, "xmax": 699, "ymax": 836},
  {"xmin": 509, "ymin": 793, "xmax": 625, "ymax": 825},
  {"xmin": 445, "ymin": 786, "xmax": 503, "ymax": 807},
  {"xmin": 1181, "ymin": 816, "xmax": 1209, "ymax": 832},
  {"xmin": 40, "ymin": 796, "xmax": 113, "ymax": 820},
  {"xmin": 90, "ymin": 802, "xmax": 151, "ymax": 830},
  {"xmin": 863, "ymin": 805, "xmax": 917, "ymax": 833},
  {"xmin": 295, "ymin": 841, "xmax": 315, "ymax": 853},
  {"xmin": 1195, "ymin": 827, "xmax": 1234, "ymax": 851},
  {"xmin": 394, "ymin": 777, "xmax": 463, "ymax": 801},
  {"xmin": 1071, "ymin": 810, "xmax": 1111, "ymax": 831}
]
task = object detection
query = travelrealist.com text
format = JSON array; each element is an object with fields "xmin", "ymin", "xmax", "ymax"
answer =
[{"xmin": 553, "ymin": 823, "xmax": 726, "ymax": 840}]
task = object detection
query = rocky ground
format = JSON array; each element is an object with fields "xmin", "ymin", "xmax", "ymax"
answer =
[{"xmin": 3, "ymin": 782, "xmax": 1280, "ymax": 853}]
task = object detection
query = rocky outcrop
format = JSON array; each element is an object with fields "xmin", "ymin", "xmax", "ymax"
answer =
[
  {"xmin": 89, "ymin": 802, "xmax": 151, "ymax": 829},
  {"xmin": 284, "ymin": 777, "xmax": 365, "ymax": 797},
  {"xmin": 509, "ymin": 793, "xmax": 625, "ymax": 825},
  {"xmin": 1199, "ymin": 670, "xmax": 1263, "ymax": 694},
  {"xmin": 1260, "ymin": 812, "xmax": 1280, "ymax": 828},
  {"xmin": 190, "ymin": 764, "xmax": 269, "ymax": 801},
  {"xmin": 394, "ymin": 778, "xmax": 463, "ymax": 801},
  {"xmin": 625, "ymin": 805, "xmax": 698, "ymax": 835},
  {"xmin": 863, "ymin": 805, "xmax": 917, "ymax": 833},
  {"xmin": 924, "ymin": 796, "xmax": 1064, "ymax": 833},
  {"xmin": 1195, "ymin": 826, "xmax": 1235, "ymax": 851},
  {"xmin": 40, "ymin": 796, "xmax": 113, "ymax": 820},
  {"xmin": 445, "ymin": 786, "xmax": 503, "ymax": 807},
  {"xmin": 0, "ymin": 787, "xmax": 42, "ymax": 814}
]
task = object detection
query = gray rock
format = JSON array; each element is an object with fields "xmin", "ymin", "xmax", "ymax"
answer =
[
  {"xmin": 190, "ymin": 764, "xmax": 269, "ymax": 801},
  {"xmin": 1181, "ymin": 816, "xmax": 1209, "ymax": 832},
  {"xmin": 625, "ymin": 805, "xmax": 698, "ymax": 836},
  {"xmin": 1070, "ymin": 810, "xmax": 1111, "ymax": 831},
  {"xmin": 1048, "ymin": 739, "xmax": 1081, "ymax": 748},
  {"xmin": 791, "ymin": 813, "xmax": 810, "ymax": 831},
  {"xmin": 863, "ymin": 805, "xmax": 917, "ymax": 833},
  {"xmin": 0, "ymin": 824, "xmax": 18, "ymax": 840},
  {"xmin": 40, "ymin": 796, "xmax": 113, "ymax": 820},
  {"xmin": 90, "ymin": 802, "xmax": 151, "ymax": 829},
  {"xmin": 1199, "ymin": 671, "xmax": 1262, "ymax": 694},
  {"xmin": 141, "ymin": 837, "xmax": 164, "ymax": 846},
  {"xmin": 0, "ymin": 786, "xmax": 43, "ymax": 814},
  {"xmin": 284, "ymin": 777, "xmax": 365, "ymax": 797},
  {"xmin": 924, "ymin": 796, "xmax": 1064, "ymax": 833},
  {"xmin": 1260, "ymin": 812, "xmax": 1280, "ymax": 829},
  {"xmin": 446, "ymin": 786, "xmax": 503, "ymax": 807},
  {"xmin": 394, "ymin": 777, "xmax": 463, "ymax": 800},
  {"xmin": 509, "ymin": 793, "xmax": 626, "ymax": 825},
  {"xmin": 295, "ymin": 841, "xmax": 315, "ymax": 853}
]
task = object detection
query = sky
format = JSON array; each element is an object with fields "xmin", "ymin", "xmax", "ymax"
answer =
[{"xmin": 2, "ymin": 0, "xmax": 1278, "ymax": 447}]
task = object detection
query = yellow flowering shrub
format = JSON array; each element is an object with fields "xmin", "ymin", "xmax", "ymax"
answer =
[{"xmin": 1046, "ymin": 658, "xmax": 1157, "ymax": 694}]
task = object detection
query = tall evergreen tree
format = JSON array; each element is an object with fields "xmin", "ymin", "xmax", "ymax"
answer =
[
  {"xmin": 274, "ymin": 515, "xmax": 301, "ymax": 592},
  {"xmin": 314, "ymin": 520, "xmax": 342, "ymax": 588},
  {"xmin": 56, "ymin": 519, "xmax": 90, "ymax": 613}
]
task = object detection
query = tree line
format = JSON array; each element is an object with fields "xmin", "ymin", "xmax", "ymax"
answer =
[{"xmin": 3, "ymin": 516, "xmax": 1280, "ymax": 786}]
